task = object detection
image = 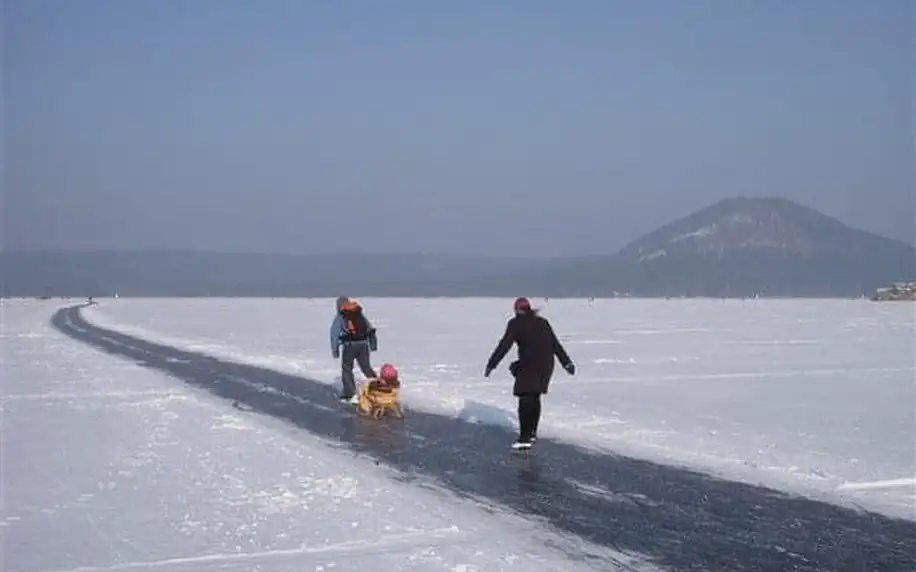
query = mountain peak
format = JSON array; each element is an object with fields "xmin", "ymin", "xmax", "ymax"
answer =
[
  {"xmin": 617, "ymin": 196, "xmax": 875, "ymax": 262},
  {"xmin": 598, "ymin": 195, "xmax": 915, "ymax": 296}
]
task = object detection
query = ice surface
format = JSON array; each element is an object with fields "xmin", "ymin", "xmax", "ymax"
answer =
[
  {"xmin": 5, "ymin": 302, "xmax": 634, "ymax": 572},
  {"xmin": 80, "ymin": 297, "xmax": 916, "ymax": 513},
  {"xmin": 2, "ymin": 297, "xmax": 915, "ymax": 572}
]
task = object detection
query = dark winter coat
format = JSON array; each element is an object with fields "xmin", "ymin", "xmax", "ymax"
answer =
[{"xmin": 485, "ymin": 312, "xmax": 573, "ymax": 396}]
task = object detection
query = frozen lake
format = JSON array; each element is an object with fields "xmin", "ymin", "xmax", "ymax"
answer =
[{"xmin": 2, "ymin": 297, "xmax": 914, "ymax": 571}]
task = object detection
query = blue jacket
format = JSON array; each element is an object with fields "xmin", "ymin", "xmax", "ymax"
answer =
[{"xmin": 330, "ymin": 313, "xmax": 378, "ymax": 357}]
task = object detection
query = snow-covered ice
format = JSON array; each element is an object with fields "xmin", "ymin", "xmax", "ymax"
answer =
[{"xmin": 2, "ymin": 297, "xmax": 914, "ymax": 571}]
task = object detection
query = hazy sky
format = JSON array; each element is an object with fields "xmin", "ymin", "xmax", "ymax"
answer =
[{"xmin": 4, "ymin": 0, "xmax": 914, "ymax": 256}]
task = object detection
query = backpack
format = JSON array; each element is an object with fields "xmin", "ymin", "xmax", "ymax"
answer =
[{"xmin": 340, "ymin": 305, "xmax": 372, "ymax": 342}]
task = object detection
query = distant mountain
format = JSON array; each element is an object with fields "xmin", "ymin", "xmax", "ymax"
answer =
[
  {"xmin": 2, "ymin": 198, "xmax": 912, "ymax": 298},
  {"xmin": 524, "ymin": 197, "xmax": 916, "ymax": 297},
  {"xmin": 0, "ymin": 250, "xmax": 556, "ymax": 297},
  {"xmin": 616, "ymin": 197, "xmax": 907, "ymax": 262}
]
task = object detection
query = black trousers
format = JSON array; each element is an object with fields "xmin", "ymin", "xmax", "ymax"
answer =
[{"xmin": 517, "ymin": 393, "xmax": 542, "ymax": 441}]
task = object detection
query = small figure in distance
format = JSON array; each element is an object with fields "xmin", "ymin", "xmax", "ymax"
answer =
[{"xmin": 484, "ymin": 297, "xmax": 575, "ymax": 450}]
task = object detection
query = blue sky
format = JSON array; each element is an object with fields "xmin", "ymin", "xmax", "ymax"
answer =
[{"xmin": 5, "ymin": 0, "xmax": 913, "ymax": 256}]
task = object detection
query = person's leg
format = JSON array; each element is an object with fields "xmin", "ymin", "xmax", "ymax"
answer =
[
  {"xmin": 517, "ymin": 393, "xmax": 538, "ymax": 443},
  {"xmin": 354, "ymin": 343, "xmax": 377, "ymax": 378},
  {"xmin": 516, "ymin": 396, "xmax": 529, "ymax": 443},
  {"xmin": 529, "ymin": 394, "xmax": 542, "ymax": 440},
  {"xmin": 339, "ymin": 344, "xmax": 357, "ymax": 398}
]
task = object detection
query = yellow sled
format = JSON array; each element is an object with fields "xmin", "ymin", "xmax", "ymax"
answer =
[{"xmin": 357, "ymin": 377, "xmax": 403, "ymax": 419}]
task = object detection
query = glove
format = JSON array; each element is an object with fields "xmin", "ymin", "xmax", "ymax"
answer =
[
  {"xmin": 564, "ymin": 362, "xmax": 576, "ymax": 375},
  {"xmin": 484, "ymin": 364, "xmax": 494, "ymax": 377},
  {"xmin": 332, "ymin": 350, "xmax": 340, "ymax": 359}
]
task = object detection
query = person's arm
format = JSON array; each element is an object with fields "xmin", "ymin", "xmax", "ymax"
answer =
[
  {"xmin": 366, "ymin": 315, "xmax": 378, "ymax": 351},
  {"xmin": 485, "ymin": 319, "xmax": 517, "ymax": 375},
  {"xmin": 546, "ymin": 319, "xmax": 574, "ymax": 372},
  {"xmin": 329, "ymin": 315, "xmax": 342, "ymax": 357}
]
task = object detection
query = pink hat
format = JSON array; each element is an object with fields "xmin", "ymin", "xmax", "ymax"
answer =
[{"xmin": 379, "ymin": 363, "xmax": 398, "ymax": 381}]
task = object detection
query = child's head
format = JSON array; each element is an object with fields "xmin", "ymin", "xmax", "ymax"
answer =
[
  {"xmin": 340, "ymin": 299, "xmax": 361, "ymax": 313},
  {"xmin": 379, "ymin": 363, "xmax": 398, "ymax": 382}
]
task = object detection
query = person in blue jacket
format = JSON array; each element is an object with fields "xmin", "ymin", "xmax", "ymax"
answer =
[{"xmin": 330, "ymin": 296, "xmax": 378, "ymax": 402}]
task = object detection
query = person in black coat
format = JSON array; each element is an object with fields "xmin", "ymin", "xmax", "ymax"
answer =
[{"xmin": 484, "ymin": 297, "xmax": 575, "ymax": 449}]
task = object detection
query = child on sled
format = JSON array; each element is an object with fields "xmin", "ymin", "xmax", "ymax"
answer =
[{"xmin": 357, "ymin": 363, "xmax": 404, "ymax": 419}]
